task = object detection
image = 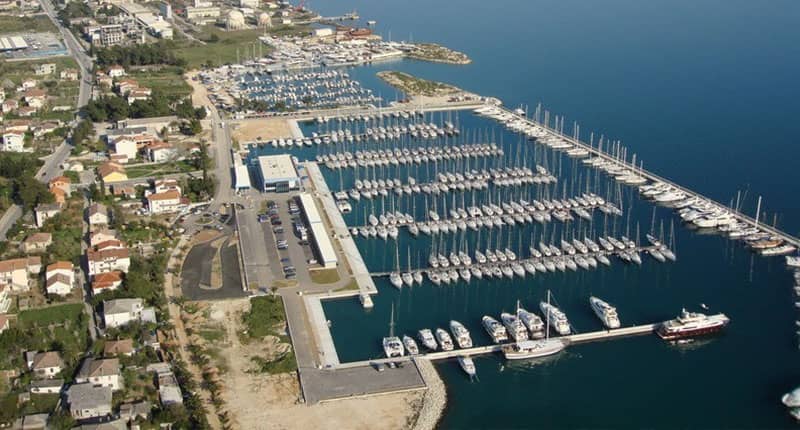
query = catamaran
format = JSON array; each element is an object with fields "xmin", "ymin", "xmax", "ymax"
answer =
[
  {"xmin": 382, "ymin": 304, "xmax": 404, "ymax": 358},
  {"xmin": 590, "ymin": 296, "xmax": 621, "ymax": 329}
]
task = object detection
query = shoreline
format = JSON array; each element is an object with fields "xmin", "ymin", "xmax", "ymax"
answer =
[{"xmin": 414, "ymin": 358, "xmax": 447, "ymax": 430}]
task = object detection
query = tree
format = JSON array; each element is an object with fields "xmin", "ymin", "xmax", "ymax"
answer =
[
  {"xmin": 181, "ymin": 119, "xmax": 202, "ymax": 136},
  {"xmin": 14, "ymin": 179, "xmax": 52, "ymax": 210}
]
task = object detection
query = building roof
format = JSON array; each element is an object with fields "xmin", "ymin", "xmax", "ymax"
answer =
[
  {"xmin": 104, "ymin": 339, "xmax": 134, "ymax": 356},
  {"xmin": 0, "ymin": 258, "xmax": 29, "ymax": 273},
  {"xmin": 46, "ymin": 273, "xmax": 72, "ymax": 289},
  {"xmin": 96, "ymin": 162, "xmax": 126, "ymax": 179},
  {"xmin": 49, "ymin": 175, "xmax": 71, "ymax": 185},
  {"xmin": 35, "ymin": 203, "xmax": 61, "ymax": 212},
  {"xmin": 87, "ymin": 247, "xmax": 130, "ymax": 263},
  {"xmin": 88, "ymin": 202, "xmax": 108, "ymax": 217},
  {"xmin": 103, "ymin": 298, "xmax": 142, "ymax": 315},
  {"xmin": 46, "ymin": 261, "xmax": 72, "ymax": 272},
  {"xmin": 31, "ymin": 351, "xmax": 63, "ymax": 370},
  {"xmin": 77, "ymin": 357, "xmax": 120, "ymax": 378},
  {"xmin": 95, "ymin": 239, "xmax": 124, "ymax": 250},
  {"xmin": 146, "ymin": 141, "xmax": 173, "ymax": 151},
  {"xmin": 256, "ymin": 154, "xmax": 298, "ymax": 183},
  {"xmin": 67, "ymin": 383, "xmax": 112, "ymax": 410},
  {"xmin": 24, "ymin": 89, "xmax": 46, "ymax": 98},
  {"xmin": 147, "ymin": 189, "xmax": 181, "ymax": 202},
  {"xmin": 24, "ymin": 232, "xmax": 52, "ymax": 245}
]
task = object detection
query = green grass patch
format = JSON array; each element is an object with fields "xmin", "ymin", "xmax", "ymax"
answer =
[
  {"xmin": 171, "ymin": 24, "xmax": 306, "ymax": 69},
  {"xmin": 0, "ymin": 15, "xmax": 57, "ymax": 34},
  {"xmin": 309, "ymin": 268, "xmax": 340, "ymax": 284},
  {"xmin": 125, "ymin": 160, "xmax": 197, "ymax": 179},
  {"xmin": 250, "ymin": 350, "xmax": 296, "ymax": 375},
  {"xmin": 335, "ymin": 278, "xmax": 359, "ymax": 292},
  {"xmin": 131, "ymin": 67, "xmax": 192, "ymax": 98},
  {"xmin": 18, "ymin": 303, "xmax": 85, "ymax": 327},
  {"xmin": 377, "ymin": 70, "xmax": 459, "ymax": 97},
  {"xmin": 198, "ymin": 328, "xmax": 225, "ymax": 343},
  {"xmin": 241, "ymin": 296, "xmax": 285, "ymax": 339}
]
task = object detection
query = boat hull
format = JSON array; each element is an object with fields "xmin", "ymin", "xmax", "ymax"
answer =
[{"xmin": 657, "ymin": 321, "xmax": 728, "ymax": 340}]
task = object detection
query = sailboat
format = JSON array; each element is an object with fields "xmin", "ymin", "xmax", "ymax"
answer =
[
  {"xmin": 503, "ymin": 291, "xmax": 567, "ymax": 360},
  {"xmin": 389, "ymin": 241, "xmax": 403, "ymax": 288},
  {"xmin": 382, "ymin": 304, "xmax": 405, "ymax": 358}
]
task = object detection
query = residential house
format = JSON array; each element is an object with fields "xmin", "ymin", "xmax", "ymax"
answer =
[
  {"xmin": 76, "ymin": 357, "xmax": 122, "ymax": 391},
  {"xmin": 146, "ymin": 189, "xmax": 184, "ymax": 215},
  {"xmin": 95, "ymin": 239, "xmax": 125, "ymax": 251},
  {"xmin": 91, "ymin": 271, "xmax": 123, "ymax": 295},
  {"xmin": 111, "ymin": 185, "xmax": 136, "ymax": 199},
  {"xmin": 117, "ymin": 116, "xmax": 178, "ymax": 132},
  {"xmin": 108, "ymin": 136, "xmax": 137, "ymax": 161},
  {"xmin": 114, "ymin": 79, "xmax": 139, "ymax": 95},
  {"xmin": 49, "ymin": 176, "xmax": 71, "ymax": 198},
  {"xmin": 60, "ymin": 69, "xmax": 79, "ymax": 81},
  {"xmin": 89, "ymin": 229, "xmax": 118, "ymax": 247},
  {"xmin": 102, "ymin": 298, "xmax": 143, "ymax": 328},
  {"xmin": 87, "ymin": 247, "xmax": 130, "ymax": 277},
  {"xmin": 107, "ymin": 65, "xmax": 126, "ymax": 78},
  {"xmin": 34, "ymin": 203, "xmax": 61, "ymax": 228},
  {"xmin": 29, "ymin": 378, "xmax": 64, "ymax": 394},
  {"xmin": 156, "ymin": 371, "xmax": 183, "ymax": 406},
  {"xmin": 33, "ymin": 63, "xmax": 56, "ymax": 75},
  {"xmin": 45, "ymin": 261, "xmax": 74, "ymax": 296},
  {"xmin": 145, "ymin": 141, "xmax": 176, "ymax": 163},
  {"xmin": 29, "ymin": 351, "xmax": 63, "ymax": 379},
  {"xmin": 66, "ymin": 384, "xmax": 113, "ymax": 421},
  {"xmin": 17, "ymin": 106, "xmax": 37, "ymax": 117},
  {"xmin": 34, "ymin": 121, "xmax": 60, "ymax": 137},
  {"xmin": 103, "ymin": 339, "xmax": 134, "ymax": 357},
  {"xmin": 2, "ymin": 99, "xmax": 18, "ymax": 113},
  {"xmin": 126, "ymin": 87, "xmax": 151, "ymax": 104},
  {"xmin": 1, "ymin": 131, "xmax": 24, "ymax": 152},
  {"xmin": 96, "ymin": 72, "xmax": 113, "ymax": 89},
  {"xmin": 21, "ymin": 232, "xmax": 52, "ymax": 253},
  {"xmin": 23, "ymin": 89, "xmax": 47, "ymax": 109},
  {"xmin": 4, "ymin": 119, "xmax": 31, "ymax": 133},
  {"xmin": 20, "ymin": 79, "xmax": 37, "ymax": 90},
  {"xmin": 97, "ymin": 161, "xmax": 128, "ymax": 186},
  {"xmin": 0, "ymin": 257, "xmax": 40, "ymax": 292},
  {"xmin": 87, "ymin": 202, "xmax": 109, "ymax": 227},
  {"xmin": 153, "ymin": 178, "xmax": 181, "ymax": 193},
  {"xmin": 119, "ymin": 400, "xmax": 150, "ymax": 422}
]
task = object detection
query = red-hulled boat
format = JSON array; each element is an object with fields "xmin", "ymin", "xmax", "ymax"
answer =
[{"xmin": 657, "ymin": 308, "xmax": 730, "ymax": 340}]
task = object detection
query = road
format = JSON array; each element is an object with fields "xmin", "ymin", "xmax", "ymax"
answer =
[{"xmin": 0, "ymin": 0, "xmax": 94, "ymax": 240}]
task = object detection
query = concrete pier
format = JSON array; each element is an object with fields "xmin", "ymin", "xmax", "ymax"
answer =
[
  {"xmin": 305, "ymin": 296, "xmax": 341, "ymax": 366},
  {"xmin": 305, "ymin": 161, "xmax": 377, "ymax": 307}
]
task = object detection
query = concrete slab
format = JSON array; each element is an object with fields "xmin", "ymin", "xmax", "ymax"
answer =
[
  {"xmin": 304, "ymin": 296, "xmax": 339, "ymax": 366},
  {"xmin": 299, "ymin": 361, "xmax": 426, "ymax": 404}
]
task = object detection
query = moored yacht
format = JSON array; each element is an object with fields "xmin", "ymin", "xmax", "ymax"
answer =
[
  {"xmin": 450, "ymin": 320, "xmax": 473, "ymax": 348},
  {"xmin": 402, "ymin": 335, "xmax": 419, "ymax": 355},
  {"xmin": 382, "ymin": 305, "xmax": 404, "ymax": 358},
  {"xmin": 657, "ymin": 308, "xmax": 730, "ymax": 340},
  {"xmin": 417, "ymin": 329, "xmax": 438, "ymax": 351},
  {"xmin": 518, "ymin": 307, "xmax": 545, "ymax": 339},
  {"xmin": 540, "ymin": 300, "xmax": 571, "ymax": 336},
  {"xmin": 482, "ymin": 315, "xmax": 509, "ymax": 343},
  {"xmin": 435, "ymin": 328, "xmax": 455, "ymax": 351},
  {"xmin": 458, "ymin": 355, "xmax": 476, "ymax": 378},
  {"xmin": 590, "ymin": 296, "xmax": 621, "ymax": 329},
  {"xmin": 501, "ymin": 312, "xmax": 529, "ymax": 341}
]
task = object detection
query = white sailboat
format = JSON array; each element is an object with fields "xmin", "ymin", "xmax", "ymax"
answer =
[
  {"xmin": 503, "ymin": 291, "xmax": 567, "ymax": 360},
  {"xmin": 382, "ymin": 304, "xmax": 404, "ymax": 358}
]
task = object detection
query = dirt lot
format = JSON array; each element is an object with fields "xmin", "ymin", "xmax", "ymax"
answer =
[
  {"xmin": 194, "ymin": 299, "xmax": 424, "ymax": 430},
  {"xmin": 230, "ymin": 118, "xmax": 293, "ymax": 143}
]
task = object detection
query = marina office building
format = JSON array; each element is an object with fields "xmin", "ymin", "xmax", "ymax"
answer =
[
  {"xmin": 297, "ymin": 193, "xmax": 338, "ymax": 269},
  {"xmin": 254, "ymin": 154, "xmax": 300, "ymax": 192}
]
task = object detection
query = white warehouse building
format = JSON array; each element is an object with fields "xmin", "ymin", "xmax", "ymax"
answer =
[
  {"xmin": 254, "ymin": 154, "xmax": 299, "ymax": 192},
  {"xmin": 298, "ymin": 193, "xmax": 338, "ymax": 269}
]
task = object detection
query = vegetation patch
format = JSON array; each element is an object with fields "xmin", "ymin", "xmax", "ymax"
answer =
[
  {"xmin": 377, "ymin": 71, "xmax": 461, "ymax": 97},
  {"xmin": 0, "ymin": 15, "xmax": 57, "ymax": 34},
  {"xmin": 241, "ymin": 296, "xmax": 286, "ymax": 339},
  {"xmin": 407, "ymin": 42, "xmax": 471, "ymax": 65},
  {"xmin": 250, "ymin": 350, "xmax": 296, "ymax": 375},
  {"xmin": 309, "ymin": 268, "xmax": 340, "ymax": 284}
]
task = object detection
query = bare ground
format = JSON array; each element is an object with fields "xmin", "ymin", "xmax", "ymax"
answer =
[
  {"xmin": 231, "ymin": 118, "xmax": 293, "ymax": 143},
  {"xmin": 202, "ymin": 299, "xmax": 425, "ymax": 430}
]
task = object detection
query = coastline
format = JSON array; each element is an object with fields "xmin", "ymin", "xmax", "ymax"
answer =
[{"xmin": 414, "ymin": 358, "xmax": 447, "ymax": 430}]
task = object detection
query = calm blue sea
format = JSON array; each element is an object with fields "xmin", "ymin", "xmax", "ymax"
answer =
[{"xmin": 280, "ymin": 1, "xmax": 800, "ymax": 428}]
